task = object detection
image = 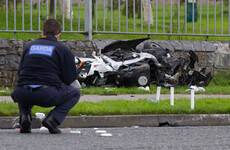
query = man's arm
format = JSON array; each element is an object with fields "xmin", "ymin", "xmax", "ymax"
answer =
[{"xmin": 60, "ymin": 47, "xmax": 78, "ymax": 85}]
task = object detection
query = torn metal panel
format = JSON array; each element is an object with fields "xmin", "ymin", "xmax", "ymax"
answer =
[{"xmin": 76, "ymin": 38, "xmax": 212, "ymax": 87}]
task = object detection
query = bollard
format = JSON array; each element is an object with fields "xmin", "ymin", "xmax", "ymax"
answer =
[
  {"xmin": 170, "ymin": 87, "xmax": 174, "ymax": 106},
  {"xmin": 191, "ymin": 89, "xmax": 195, "ymax": 109},
  {"xmin": 156, "ymin": 86, "xmax": 161, "ymax": 101}
]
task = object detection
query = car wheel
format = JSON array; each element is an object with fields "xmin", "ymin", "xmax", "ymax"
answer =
[{"xmin": 137, "ymin": 75, "xmax": 149, "ymax": 87}]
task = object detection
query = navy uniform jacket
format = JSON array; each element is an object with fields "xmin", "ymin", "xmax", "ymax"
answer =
[{"xmin": 17, "ymin": 34, "xmax": 77, "ymax": 87}]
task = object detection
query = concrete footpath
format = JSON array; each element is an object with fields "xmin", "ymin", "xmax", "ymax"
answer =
[
  {"xmin": 2, "ymin": 94, "xmax": 230, "ymax": 102},
  {"xmin": 1, "ymin": 94, "xmax": 230, "ymax": 129}
]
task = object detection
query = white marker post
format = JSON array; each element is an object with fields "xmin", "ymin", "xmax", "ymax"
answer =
[
  {"xmin": 191, "ymin": 89, "xmax": 195, "ymax": 109},
  {"xmin": 156, "ymin": 86, "xmax": 161, "ymax": 101},
  {"xmin": 170, "ymin": 87, "xmax": 174, "ymax": 106}
]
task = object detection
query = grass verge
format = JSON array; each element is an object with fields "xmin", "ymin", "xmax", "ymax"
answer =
[
  {"xmin": 1, "ymin": 70, "xmax": 230, "ymax": 95},
  {"xmin": 80, "ymin": 70, "xmax": 230, "ymax": 95},
  {"xmin": 2, "ymin": 84, "xmax": 230, "ymax": 96},
  {"xmin": 1, "ymin": 4, "xmax": 230, "ymax": 41},
  {"xmin": 1, "ymin": 98, "xmax": 230, "ymax": 116},
  {"xmin": 80, "ymin": 85, "xmax": 230, "ymax": 95}
]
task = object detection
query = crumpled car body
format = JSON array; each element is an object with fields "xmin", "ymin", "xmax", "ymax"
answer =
[{"xmin": 76, "ymin": 38, "xmax": 212, "ymax": 87}]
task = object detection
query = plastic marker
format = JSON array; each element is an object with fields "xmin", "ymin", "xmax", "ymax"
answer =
[
  {"xmin": 191, "ymin": 89, "xmax": 195, "ymax": 109},
  {"xmin": 170, "ymin": 87, "xmax": 174, "ymax": 106},
  {"xmin": 186, "ymin": 85, "xmax": 205, "ymax": 109},
  {"xmin": 156, "ymin": 86, "xmax": 161, "ymax": 101}
]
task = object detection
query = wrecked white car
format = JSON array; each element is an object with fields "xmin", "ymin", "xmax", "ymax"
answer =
[{"xmin": 75, "ymin": 38, "xmax": 212, "ymax": 87}]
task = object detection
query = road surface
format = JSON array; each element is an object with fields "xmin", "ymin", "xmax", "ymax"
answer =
[{"xmin": 1, "ymin": 126, "xmax": 230, "ymax": 150}]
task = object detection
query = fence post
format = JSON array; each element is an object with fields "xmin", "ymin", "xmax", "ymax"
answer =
[{"xmin": 85, "ymin": 0, "xmax": 93, "ymax": 40}]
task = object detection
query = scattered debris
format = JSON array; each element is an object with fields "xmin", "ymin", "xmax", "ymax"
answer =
[
  {"xmin": 100, "ymin": 133, "xmax": 112, "ymax": 137},
  {"xmin": 70, "ymin": 130, "xmax": 81, "ymax": 134},
  {"xmin": 138, "ymin": 86, "xmax": 150, "ymax": 91},
  {"xmin": 35, "ymin": 112, "xmax": 45, "ymax": 120},
  {"xmin": 95, "ymin": 130, "xmax": 107, "ymax": 134},
  {"xmin": 158, "ymin": 122, "xmax": 178, "ymax": 127},
  {"xmin": 186, "ymin": 85, "xmax": 205, "ymax": 92},
  {"xmin": 132, "ymin": 126, "xmax": 139, "ymax": 129},
  {"xmin": 104, "ymin": 87, "xmax": 115, "ymax": 91},
  {"xmin": 12, "ymin": 117, "xmax": 20, "ymax": 129},
  {"xmin": 40, "ymin": 127, "xmax": 48, "ymax": 131},
  {"xmin": 12, "ymin": 122, "xmax": 20, "ymax": 128},
  {"xmin": 147, "ymin": 99, "xmax": 160, "ymax": 103}
]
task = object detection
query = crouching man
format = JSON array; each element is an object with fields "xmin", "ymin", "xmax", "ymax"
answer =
[{"xmin": 11, "ymin": 19, "xmax": 80, "ymax": 134}]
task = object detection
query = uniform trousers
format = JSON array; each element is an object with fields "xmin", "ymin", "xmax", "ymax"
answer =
[{"xmin": 11, "ymin": 84, "xmax": 80, "ymax": 124}]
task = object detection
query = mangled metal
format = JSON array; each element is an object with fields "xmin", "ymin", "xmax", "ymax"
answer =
[{"xmin": 75, "ymin": 38, "xmax": 212, "ymax": 87}]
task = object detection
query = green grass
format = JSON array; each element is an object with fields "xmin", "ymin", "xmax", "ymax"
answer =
[
  {"xmin": 1, "ymin": 4, "xmax": 230, "ymax": 40},
  {"xmin": 0, "ymin": 87, "xmax": 13, "ymax": 96},
  {"xmin": 1, "ymin": 70, "xmax": 230, "ymax": 96},
  {"xmin": 1, "ymin": 98, "xmax": 230, "ymax": 116},
  {"xmin": 209, "ymin": 70, "xmax": 230, "ymax": 86},
  {"xmin": 79, "ymin": 85, "xmax": 230, "ymax": 95},
  {"xmin": 1, "ymin": 71, "xmax": 230, "ymax": 116},
  {"xmin": 3, "ymin": 84, "xmax": 230, "ymax": 96}
]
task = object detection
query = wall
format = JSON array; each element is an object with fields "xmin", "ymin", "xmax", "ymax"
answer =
[{"xmin": 0, "ymin": 38, "xmax": 229, "ymax": 87}]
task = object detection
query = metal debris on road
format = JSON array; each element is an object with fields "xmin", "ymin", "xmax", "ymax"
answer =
[
  {"xmin": 95, "ymin": 130, "xmax": 107, "ymax": 133},
  {"xmin": 35, "ymin": 112, "xmax": 45, "ymax": 120},
  {"xmin": 70, "ymin": 130, "xmax": 81, "ymax": 134},
  {"xmin": 100, "ymin": 133, "xmax": 112, "ymax": 137},
  {"xmin": 39, "ymin": 127, "xmax": 48, "ymax": 131}
]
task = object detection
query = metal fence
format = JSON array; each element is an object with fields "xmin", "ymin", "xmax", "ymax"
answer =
[{"xmin": 0, "ymin": 0, "xmax": 230, "ymax": 40}]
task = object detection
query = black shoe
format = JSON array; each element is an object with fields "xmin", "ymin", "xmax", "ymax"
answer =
[
  {"xmin": 42, "ymin": 115, "xmax": 61, "ymax": 134},
  {"xmin": 20, "ymin": 114, "xmax": 31, "ymax": 133}
]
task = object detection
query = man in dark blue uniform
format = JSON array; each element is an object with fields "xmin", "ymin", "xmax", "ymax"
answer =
[{"xmin": 11, "ymin": 19, "xmax": 80, "ymax": 134}]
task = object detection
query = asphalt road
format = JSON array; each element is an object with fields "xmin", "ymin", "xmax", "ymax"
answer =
[{"xmin": 1, "ymin": 126, "xmax": 230, "ymax": 150}]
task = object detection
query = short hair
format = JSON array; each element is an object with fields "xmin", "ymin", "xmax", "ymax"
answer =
[{"xmin": 43, "ymin": 19, "xmax": 61, "ymax": 36}]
